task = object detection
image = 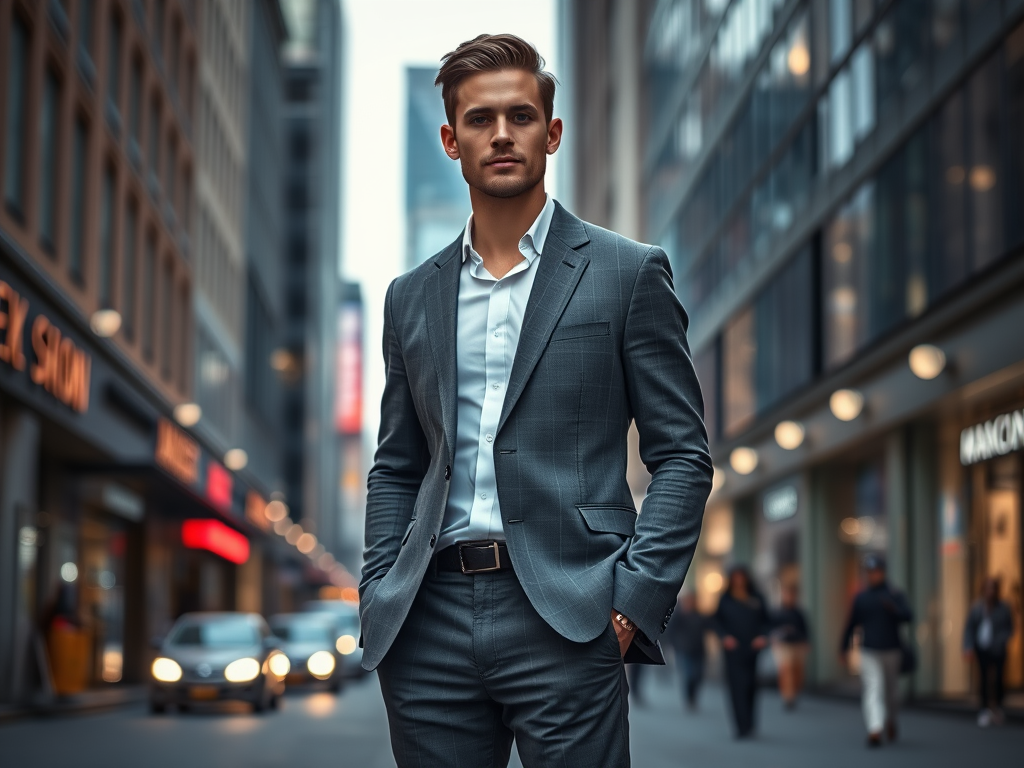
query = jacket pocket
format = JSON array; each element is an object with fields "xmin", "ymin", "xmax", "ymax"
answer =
[
  {"xmin": 577, "ymin": 504, "xmax": 637, "ymax": 536},
  {"xmin": 550, "ymin": 321, "xmax": 610, "ymax": 342},
  {"xmin": 401, "ymin": 517, "xmax": 417, "ymax": 546}
]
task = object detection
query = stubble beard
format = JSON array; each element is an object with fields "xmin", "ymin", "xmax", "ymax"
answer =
[{"xmin": 463, "ymin": 158, "xmax": 546, "ymax": 200}]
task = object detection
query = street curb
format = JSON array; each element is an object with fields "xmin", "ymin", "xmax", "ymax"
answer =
[{"xmin": 0, "ymin": 686, "xmax": 147, "ymax": 724}]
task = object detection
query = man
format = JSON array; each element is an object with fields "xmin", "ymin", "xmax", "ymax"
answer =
[
  {"xmin": 360, "ymin": 34, "xmax": 711, "ymax": 768},
  {"xmin": 840, "ymin": 554, "xmax": 913, "ymax": 748},
  {"xmin": 666, "ymin": 591, "xmax": 711, "ymax": 712},
  {"xmin": 963, "ymin": 577, "xmax": 1015, "ymax": 727},
  {"xmin": 771, "ymin": 583, "xmax": 810, "ymax": 710}
]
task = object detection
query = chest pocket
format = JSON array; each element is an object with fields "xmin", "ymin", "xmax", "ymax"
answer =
[{"xmin": 550, "ymin": 321, "xmax": 610, "ymax": 342}]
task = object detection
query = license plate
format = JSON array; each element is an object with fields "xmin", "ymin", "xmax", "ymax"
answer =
[{"xmin": 189, "ymin": 685, "xmax": 218, "ymax": 700}]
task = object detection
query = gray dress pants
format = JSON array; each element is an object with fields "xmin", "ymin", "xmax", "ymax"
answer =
[{"xmin": 376, "ymin": 565, "xmax": 630, "ymax": 768}]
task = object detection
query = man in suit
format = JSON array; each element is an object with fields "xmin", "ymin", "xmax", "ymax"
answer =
[{"xmin": 361, "ymin": 33, "xmax": 712, "ymax": 767}]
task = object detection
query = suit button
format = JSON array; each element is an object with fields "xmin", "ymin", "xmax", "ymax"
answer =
[
  {"xmin": 444, "ymin": 465, "xmax": 451, "ymax": 480},
  {"xmin": 429, "ymin": 534, "xmax": 436, "ymax": 548}
]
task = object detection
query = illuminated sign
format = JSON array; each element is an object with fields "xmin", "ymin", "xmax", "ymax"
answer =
[
  {"xmin": 206, "ymin": 461, "xmax": 233, "ymax": 511},
  {"xmin": 155, "ymin": 418, "xmax": 200, "ymax": 485},
  {"xmin": 245, "ymin": 490, "xmax": 270, "ymax": 531},
  {"xmin": 335, "ymin": 302, "xmax": 362, "ymax": 435},
  {"xmin": 181, "ymin": 519, "xmax": 249, "ymax": 564},
  {"xmin": 960, "ymin": 409, "xmax": 1024, "ymax": 465},
  {"xmin": 1, "ymin": 281, "xmax": 91, "ymax": 412},
  {"xmin": 763, "ymin": 485, "xmax": 798, "ymax": 522}
]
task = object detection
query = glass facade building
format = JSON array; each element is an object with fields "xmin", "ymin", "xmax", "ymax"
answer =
[{"xmin": 571, "ymin": 0, "xmax": 1024, "ymax": 703}]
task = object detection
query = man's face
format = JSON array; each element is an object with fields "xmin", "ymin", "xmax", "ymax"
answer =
[
  {"xmin": 867, "ymin": 567, "xmax": 885, "ymax": 587},
  {"xmin": 441, "ymin": 69, "xmax": 561, "ymax": 199}
]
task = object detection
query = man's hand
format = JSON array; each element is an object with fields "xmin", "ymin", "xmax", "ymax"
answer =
[
  {"xmin": 722, "ymin": 635, "xmax": 738, "ymax": 651},
  {"xmin": 751, "ymin": 635, "xmax": 768, "ymax": 651},
  {"xmin": 611, "ymin": 611, "xmax": 637, "ymax": 658}
]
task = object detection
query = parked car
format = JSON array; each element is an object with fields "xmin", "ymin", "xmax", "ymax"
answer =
[
  {"xmin": 149, "ymin": 612, "xmax": 288, "ymax": 714},
  {"xmin": 303, "ymin": 599, "xmax": 364, "ymax": 677},
  {"xmin": 269, "ymin": 613, "xmax": 345, "ymax": 692}
]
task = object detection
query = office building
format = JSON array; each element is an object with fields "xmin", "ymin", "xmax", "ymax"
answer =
[{"xmin": 568, "ymin": 0, "xmax": 1024, "ymax": 703}]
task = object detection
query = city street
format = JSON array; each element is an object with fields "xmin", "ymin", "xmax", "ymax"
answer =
[{"xmin": 1, "ymin": 672, "xmax": 1021, "ymax": 767}]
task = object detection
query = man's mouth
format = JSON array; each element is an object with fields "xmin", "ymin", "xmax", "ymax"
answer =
[{"xmin": 486, "ymin": 156, "xmax": 521, "ymax": 167}]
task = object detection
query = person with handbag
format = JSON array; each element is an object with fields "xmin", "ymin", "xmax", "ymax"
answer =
[
  {"xmin": 840, "ymin": 554, "xmax": 913, "ymax": 748},
  {"xmin": 963, "ymin": 577, "xmax": 1015, "ymax": 727}
]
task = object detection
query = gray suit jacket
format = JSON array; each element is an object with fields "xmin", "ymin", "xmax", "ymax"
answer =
[{"xmin": 359, "ymin": 202, "xmax": 713, "ymax": 671}]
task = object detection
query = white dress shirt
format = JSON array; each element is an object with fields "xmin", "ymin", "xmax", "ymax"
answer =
[{"xmin": 438, "ymin": 195, "xmax": 556, "ymax": 550}]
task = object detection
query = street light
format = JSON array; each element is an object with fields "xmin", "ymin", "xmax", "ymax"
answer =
[
  {"xmin": 908, "ymin": 344, "xmax": 946, "ymax": 380},
  {"xmin": 224, "ymin": 448, "xmax": 248, "ymax": 471},
  {"xmin": 774, "ymin": 420, "xmax": 805, "ymax": 450},
  {"xmin": 173, "ymin": 402, "xmax": 202, "ymax": 427},
  {"xmin": 90, "ymin": 309, "xmax": 122, "ymax": 337},
  {"xmin": 830, "ymin": 389, "xmax": 864, "ymax": 421},
  {"xmin": 729, "ymin": 447, "xmax": 758, "ymax": 475}
]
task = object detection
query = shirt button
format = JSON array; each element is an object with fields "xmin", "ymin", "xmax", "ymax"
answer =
[
  {"xmin": 492, "ymin": 383, "xmax": 500, "ymax": 390},
  {"xmin": 485, "ymin": 434, "xmax": 493, "ymax": 443},
  {"xmin": 480, "ymin": 492, "xmax": 487, "ymax": 500},
  {"xmin": 493, "ymin": 328, "xmax": 500, "ymax": 337}
]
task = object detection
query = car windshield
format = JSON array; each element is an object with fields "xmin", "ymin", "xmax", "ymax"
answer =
[
  {"xmin": 271, "ymin": 621, "xmax": 332, "ymax": 643},
  {"xmin": 169, "ymin": 619, "xmax": 259, "ymax": 648}
]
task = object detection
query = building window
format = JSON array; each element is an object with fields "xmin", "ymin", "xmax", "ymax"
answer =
[
  {"xmin": 122, "ymin": 203, "xmax": 137, "ymax": 340},
  {"xmin": 823, "ymin": 183, "xmax": 873, "ymax": 370},
  {"xmin": 129, "ymin": 56, "xmax": 142, "ymax": 146},
  {"xmin": 966, "ymin": 54, "xmax": 1003, "ymax": 271},
  {"xmin": 178, "ymin": 284, "xmax": 189, "ymax": 392},
  {"xmin": 143, "ymin": 234, "xmax": 156, "ymax": 360},
  {"xmin": 107, "ymin": 12, "xmax": 122, "ymax": 110},
  {"xmin": 40, "ymin": 68, "xmax": 62, "ymax": 254},
  {"xmin": 161, "ymin": 259, "xmax": 173, "ymax": 380},
  {"xmin": 70, "ymin": 117, "xmax": 89, "ymax": 285},
  {"xmin": 1008, "ymin": 22, "xmax": 1024, "ymax": 251},
  {"xmin": 723, "ymin": 306, "xmax": 756, "ymax": 437},
  {"xmin": 78, "ymin": 0, "xmax": 94, "ymax": 54},
  {"xmin": 99, "ymin": 164, "xmax": 116, "ymax": 307},
  {"xmin": 148, "ymin": 95, "xmax": 161, "ymax": 178},
  {"xmin": 3, "ymin": 15, "xmax": 30, "ymax": 218},
  {"xmin": 153, "ymin": 0, "xmax": 165, "ymax": 62}
]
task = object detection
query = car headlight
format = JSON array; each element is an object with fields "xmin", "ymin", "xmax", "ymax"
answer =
[
  {"xmin": 336, "ymin": 634, "xmax": 357, "ymax": 655},
  {"xmin": 307, "ymin": 651, "xmax": 335, "ymax": 679},
  {"xmin": 224, "ymin": 657, "xmax": 261, "ymax": 683},
  {"xmin": 152, "ymin": 657, "xmax": 183, "ymax": 683},
  {"xmin": 268, "ymin": 653, "xmax": 291, "ymax": 677}
]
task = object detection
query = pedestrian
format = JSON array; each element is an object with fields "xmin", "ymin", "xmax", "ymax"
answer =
[
  {"xmin": 963, "ymin": 577, "xmax": 1015, "ymax": 727},
  {"xmin": 666, "ymin": 591, "xmax": 710, "ymax": 711},
  {"xmin": 714, "ymin": 566, "xmax": 770, "ymax": 738},
  {"xmin": 359, "ymin": 33, "xmax": 713, "ymax": 768},
  {"xmin": 840, "ymin": 554, "xmax": 913, "ymax": 748},
  {"xmin": 771, "ymin": 583, "xmax": 809, "ymax": 710}
]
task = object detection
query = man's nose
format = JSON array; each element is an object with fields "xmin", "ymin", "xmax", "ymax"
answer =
[{"xmin": 490, "ymin": 117, "xmax": 513, "ymax": 146}]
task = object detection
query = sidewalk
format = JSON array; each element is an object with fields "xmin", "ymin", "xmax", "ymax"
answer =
[
  {"xmin": 0, "ymin": 685, "xmax": 146, "ymax": 723},
  {"xmin": 616, "ymin": 670, "xmax": 1024, "ymax": 768}
]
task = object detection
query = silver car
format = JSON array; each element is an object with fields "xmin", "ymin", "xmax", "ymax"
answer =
[
  {"xmin": 149, "ymin": 612, "xmax": 288, "ymax": 714},
  {"xmin": 303, "ymin": 599, "xmax": 364, "ymax": 677},
  {"xmin": 269, "ymin": 613, "xmax": 345, "ymax": 692}
]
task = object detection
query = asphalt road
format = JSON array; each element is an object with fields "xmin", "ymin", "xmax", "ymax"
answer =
[{"xmin": 1, "ymin": 671, "xmax": 1021, "ymax": 767}]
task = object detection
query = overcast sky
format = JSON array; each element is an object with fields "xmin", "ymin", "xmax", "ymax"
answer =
[{"xmin": 340, "ymin": 0, "xmax": 562, "ymax": 443}]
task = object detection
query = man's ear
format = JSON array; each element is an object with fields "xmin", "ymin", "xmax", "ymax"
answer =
[
  {"xmin": 546, "ymin": 117, "xmax": 563, "ymax": 155},
  {"xmin": 440, "ymin": 124, "xmax": 459, "ymax": 160}
]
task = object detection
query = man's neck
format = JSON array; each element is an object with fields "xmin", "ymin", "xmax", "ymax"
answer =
[{"xmin": 469, "ymin": 183, "xmax": 547, "ymax": 279}]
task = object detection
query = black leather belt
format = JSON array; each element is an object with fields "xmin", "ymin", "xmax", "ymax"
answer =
[{"xmin": 435, "ymin": 541, "xmax": 513, "ymax": 574}]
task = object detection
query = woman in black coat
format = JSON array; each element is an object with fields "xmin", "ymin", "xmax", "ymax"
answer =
[{"xmin": 714, "ymin": 566, "xmax": 771, "ymax": 738}]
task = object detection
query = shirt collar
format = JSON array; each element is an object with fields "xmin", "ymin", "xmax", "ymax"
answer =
[{"xmin": 462, "ymin": 195, "xmax": 555, "ymax": 264}]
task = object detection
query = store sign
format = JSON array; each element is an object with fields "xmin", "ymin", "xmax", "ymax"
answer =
[
  {"xmin": 763, "ymin": 485, "xmax": 798, "ymax": 522},
  {"xmin": 1, "ymin": 281, "xmax": 91, "ymax": 412},
  {"xmin": 155, "ymin": 418, "xmax": 200, "ymax": 485},
  {"xmin": 206, "ymin": 461, "xmax": 233, "ymax": 511},
  {"xmin": 181, "ymin": 519, "xmax": 249, "ymax": 564},
  {"xmin": 245, "ymin": 490, "xmax": 270, "ymax": 532},
  {"xmin": 335, "ymin": 302, "xmax": 362, "ymax": 436},
  {"xmin": 960, "ymin": 409, "xmax": 1024, "ymax": 466}
]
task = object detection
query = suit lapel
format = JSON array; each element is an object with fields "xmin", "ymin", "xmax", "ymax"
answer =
[
  {"xmin": 424, "ymin": 237, "xmax": 462, "ymax": 451},
  {"xmin": 498, "ymin": 204, "xmax": 591, "ymax": 434}
]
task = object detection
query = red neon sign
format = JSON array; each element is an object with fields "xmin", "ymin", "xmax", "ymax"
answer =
[
  {"xmin": 182, "ymin": 519, "xmax": 250, "ymax": 564},
  {"xmin": 206, "ymin": 461, "xmax": 233, "ymax": 511}
]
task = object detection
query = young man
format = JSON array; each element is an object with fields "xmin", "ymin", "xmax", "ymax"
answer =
[
  {"xmin": 840, "ymin": 554, "xmax": 913, "ymax": 748},
  {"xmin": 360, "ymin": 34, "xmax": 712, "ymax": 767}
]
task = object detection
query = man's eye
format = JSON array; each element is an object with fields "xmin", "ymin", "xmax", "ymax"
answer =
[
  {"xmin": 514, "ymin": 114, "xmax": 531, "ymax": 122},
  {"xmin": 471, "ymin": 116, "xmax": 488, "ymax": 125}
]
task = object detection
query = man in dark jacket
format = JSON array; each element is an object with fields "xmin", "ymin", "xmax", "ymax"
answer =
[
  {"xmin": 963, "ymin": 577, "xmax": 1015, "ymax": 726},
  {"xmin": 666, "ymin": 591, "xmax": 710, "ymax": 711},
  {"xmin": 840, "ymin": 554, "xmax": 912, "ymax": 747}
]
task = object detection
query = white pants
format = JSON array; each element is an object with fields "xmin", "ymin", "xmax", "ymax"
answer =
[{"xmin": 860, "ymin": 649, "xmax": 901, "ymax": 734}]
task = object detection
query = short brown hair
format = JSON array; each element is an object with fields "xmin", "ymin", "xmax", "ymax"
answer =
[{"xmin": 435, "ymin": 34, "xmax": 557, "ymax": 126}]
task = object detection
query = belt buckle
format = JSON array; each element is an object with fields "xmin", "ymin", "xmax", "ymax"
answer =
[{"xmin": 459, "ymin": 541, "xmax": 501, "ymax": 574}]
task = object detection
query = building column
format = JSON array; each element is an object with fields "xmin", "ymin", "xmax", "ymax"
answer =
[
  {"xmin": 805, "ymin": 465, "xmax": 845, "ymax": 686},
  {"xmin": 0, "ymin": 402, "xmax": 42, "ymax": 703},
  {"xmin": 908, "ymin": 421, "xmax": 940, "ymax": 696}
]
